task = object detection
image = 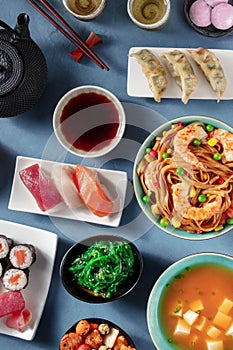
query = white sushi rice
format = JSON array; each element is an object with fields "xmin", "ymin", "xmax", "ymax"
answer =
[
  {"xmin": 3, "ymin": 268, "xmax": 28, "ymax": 290},
  {"xmin": 0, "ymin": 236, "xmax": 10, "ymax": 259}
]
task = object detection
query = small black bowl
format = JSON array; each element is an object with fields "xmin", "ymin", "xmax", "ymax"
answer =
[
  {"xmin": 184, "ymin": 0, "xmax": 233, "ymax": 38},
  {"xmin": 59, "ymin": 317, "xmax": 136, "ymax": 350},
  {"xmin": 60, "ymin": 234, "xmax": 143, "ymax": 303}
]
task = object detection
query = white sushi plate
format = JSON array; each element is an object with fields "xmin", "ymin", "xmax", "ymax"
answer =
[
  {"xmin": 0, "ymin": 220, "xmax": 57, "ymax": 340},
  {"xmin": 8, "ymin": 156, "xmax": 128, "ymax": 227},
  {"xmin": 127, "ymin": 47, "xmax": 233, "ymax": 101}
]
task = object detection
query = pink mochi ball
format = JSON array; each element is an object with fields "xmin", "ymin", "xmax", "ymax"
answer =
[
  {"xmin": 211, "ymin": 3, "xmax": 233, "ymax": 30},
  {"xmin": 189, "ymin": 0, "xmax": 212, "ymax": 27},
  {"xmin": 205, "ymin": 0, "xmax": 228, "ymax": 7}
]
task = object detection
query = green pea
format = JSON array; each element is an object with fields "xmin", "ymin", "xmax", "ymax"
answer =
[
  {"xmin": 227, "ymin": 218, "xmax": 233, "ymax": 225},
  {"xmin": 176, "ymin": 167, "xmax": 184, "ymax": 176},
  {"xmin": 162, "ymin": 152, "xmax": 169, "ymax": 159},
  {"xmin": 193, "ymin": 139, "xmax": 201, "ymax": 147},
  {"xmin": 206, "ymin": 124, "xmax": 214, "ymax": 132},
  {"xmin": 160, "ymin": 217, "xmax": 169, "ymax": 227},
  {"xmin": 142, "ymin": 195, "xmax": 150, "ymax": 203},
  {"xmin": 198, "ymin": 194, "xmax": 207, "ymax": 203},
  {"xmin": 213, "ymin": 153, "xmax": 221, "ymax": 161},
  {"xmin": 146, "ymin": 147, "xmax": 152, "ymax": 154}
]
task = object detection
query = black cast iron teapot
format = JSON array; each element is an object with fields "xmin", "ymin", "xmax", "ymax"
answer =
[{"xmin": 0, "ymin": 13, "xmax": 47, "ymax": 117}]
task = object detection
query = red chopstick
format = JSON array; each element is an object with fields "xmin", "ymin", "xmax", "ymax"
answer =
[{"xmin": 27, "ymin": 0, "xmax": 109, "ymax": 70}]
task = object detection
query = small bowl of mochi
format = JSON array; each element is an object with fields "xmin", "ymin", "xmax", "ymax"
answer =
[{"xmin": 184, "ymin": 0, "xmax": 233, "ymax": 37}]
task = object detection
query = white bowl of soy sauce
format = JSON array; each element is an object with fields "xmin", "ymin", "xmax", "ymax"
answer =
[{"xmin": 53, "ymin": 85, "xmax": 126, "ymax": 158}]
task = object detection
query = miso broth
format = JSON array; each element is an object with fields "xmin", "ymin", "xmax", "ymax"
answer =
[{"xmin": 159, "ymin": 264, "xmax": 233, "ymax": 350}]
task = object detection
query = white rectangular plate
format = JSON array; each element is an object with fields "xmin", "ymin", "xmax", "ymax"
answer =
[
  {"xmin": 0, "ymin": 220, "xmax": 57, "ymax": 340},
  {"xmin": 127, "ymin": 47, "xmax": 233, "ymax": 101},
  {"xmin": 9, "ymin": 156, "xmax": 128, "ymax": 227}
]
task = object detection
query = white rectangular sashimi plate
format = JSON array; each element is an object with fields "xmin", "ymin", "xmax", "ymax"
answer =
[{"xmin": 8, "ymin": 156, "xmax": 128, "ymax": 227}]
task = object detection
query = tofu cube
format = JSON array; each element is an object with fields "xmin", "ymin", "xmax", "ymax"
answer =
[
  {"xmin": 213, "ymin": 311, "xmax": 232, "ymax": 330},
  {"xmin": 183, "ymin": 309, "xmax": 199, "ymax": 326},
  {"xmin": 195, "ymin": 316, "xmax": 207, "ymax": 331},
  {"xmin": 190, "ymin": 299, "xmax": 204, "ymax": 312},
  {"xmin": 206, "ymin": 340, "xmax": 223, "ymax": 350},
  {"xmin": 206, "ymin": 325, "xmax": 222, "ymax": 339},
  {"xmin": 225, "ymin": 322, "xmax": 233, "ymax": 336},
  {"xmin": 174, "ymin": 318, "xmax": 191, "ymax": 335},
  {"xmin": 219, "ymin": 298, "xmax": 233, "ymax": 315}
]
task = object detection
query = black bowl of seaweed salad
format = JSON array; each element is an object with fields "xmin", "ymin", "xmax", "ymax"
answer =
[{"xmin": 60, "ymin": 234, "xmax": 143, "ymax": 303}]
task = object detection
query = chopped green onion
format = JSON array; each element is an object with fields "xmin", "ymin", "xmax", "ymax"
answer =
[
  {"xmin": 227, "ymin": 218, "xmax": 233, "ymax": 225},
  {"xmin": 146, "ymin": 147, "xmax": 151, "ymax": 154},
  {"xmin": 142, "ymin": 195, "xmax": 150, "ymax": 204},
  {"xmin": 160, "ymin": 217, "xmax": 169, "ymax": 227},
  {"xmin": 162, "ymin": 152, "xmax": 170, "ymax": 159},
  {"xmin": 176, "ymin": 167, "xmax": 184, "ymax": 176}
]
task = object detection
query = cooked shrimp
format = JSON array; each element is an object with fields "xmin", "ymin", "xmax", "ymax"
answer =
[
  {"xmin": 212, "ymin": 128, "xmax": 233, "ymax": 162},
  {"xmin": 171, "ymin": 181, "xmax": 222, "ymax": 221},
  {"xmin": 173, "ymin": 123, "xmax": 207, "ymax": 170},
  {"xmin": 184, "ymin": 195, "xmax": 222, "ymax": 221},
  {"xmin": 171, "ymin": 181, "xmax": 190, "ymax": 216},
  {"xmin": 60, "ymin": 333, "xmax": 82, "ymax": 350}
]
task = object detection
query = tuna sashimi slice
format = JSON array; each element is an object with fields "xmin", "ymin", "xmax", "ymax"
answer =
[
  {"xmin": 19, "ymin": 163, "xmax": 63, "ymax": 211},
  {"xmin": 73, "ymin": 164, "xmax": 114, "ymax": 217},
  {"xmin": 0, "ymin": 291, "xmax": 25, "ymax": 318},
  {"xmin": 6, "ymin": 308, "xmax": 32, "ymax": 332}
]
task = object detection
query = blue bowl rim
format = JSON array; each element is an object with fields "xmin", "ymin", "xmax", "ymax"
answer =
[
  {"xmin": 147, "ymin": 252, "xmax": 233, "ymax": 350},
  {"xmin": 133, "ymin": 115, "xmax": 233, "ymax": 240}
]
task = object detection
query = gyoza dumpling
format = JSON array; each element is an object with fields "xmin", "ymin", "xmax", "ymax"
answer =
[
  {"xmin": 130, "ymin": 49, "xmax": 167, "ymax": 103},
  {"xmin": 160, "ymin": 50, "xmax": 198, "ymax": 104},
  {"xmin": 188, "ymin": 47, "xmax": 227, "ymax": 103}
]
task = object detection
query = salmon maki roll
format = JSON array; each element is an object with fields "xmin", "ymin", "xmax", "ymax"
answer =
[
  {"xmin": 0, "ymin": 235, "xmax": 13, "ymax": 259},
  {"xmin": 9, "ymin": 244, "xmax": 36, "ymax": 269},
  {"xmin": 73, "ymin": 165, "xmax": 114, "ymax": 217},
  {"xmin": 2, "ymin": 268, "xmax": 29, "ymax": 290}
]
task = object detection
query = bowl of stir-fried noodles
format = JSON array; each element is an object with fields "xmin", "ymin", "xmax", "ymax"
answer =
[
  {"xmin": 133, "ymin": 115, "xmax": 233, "ymax": 240},
  {"xmin": 60, "ymin": 234, "xmax": 143, "ymax": 303}
]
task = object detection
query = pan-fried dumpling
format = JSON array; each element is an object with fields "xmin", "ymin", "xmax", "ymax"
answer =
[
  {"xmin": 130, "ymin": 49, "xmax": 167, "ymax": 103},
  {"xmin": 160, "ymin": 49, "xmax": 198, "ymax": 104},
  {"xmin": 188, "ymin": 47, "xmax": 227, "ymax": 103}
]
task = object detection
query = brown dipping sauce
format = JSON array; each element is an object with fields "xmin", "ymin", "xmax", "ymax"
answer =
[
  {"xmin": 74, "ymin": 0, "xmax": 101, "ymax": 15},
  {"xmin": 60, "ymin": 92, "xmax": 120, "ymax": 153},
  {"xmin": 132, "ymin": 0, "xmax": 167, "ymax": 25}
]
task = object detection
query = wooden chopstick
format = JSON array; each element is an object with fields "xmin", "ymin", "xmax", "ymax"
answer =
[{"xmin": 27, "ymin": 0, "xmax": 109, "ymax": 70}]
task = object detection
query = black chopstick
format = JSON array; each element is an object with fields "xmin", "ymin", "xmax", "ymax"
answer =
[{"xmin": 27, "ymin": 0, "xmax": 109, "ymax": 70}]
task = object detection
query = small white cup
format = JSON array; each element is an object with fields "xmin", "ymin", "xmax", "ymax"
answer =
[
  {"xmin": 127, "ymin": 0, "xmax": 170, "ymax": 30},
  {"xmin": 63, "ymin": 0, "xmax": 106, "ymax": 21}
]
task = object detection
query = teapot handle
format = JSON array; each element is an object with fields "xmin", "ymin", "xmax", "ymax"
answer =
[{"xmin": 0, "ymin": 19, "xmax": 17, "ymax": 36}]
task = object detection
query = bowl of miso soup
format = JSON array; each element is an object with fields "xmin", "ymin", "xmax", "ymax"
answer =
[{"xmin": 147, "ymin": 253, "xmax": 233, "ymax": 350}]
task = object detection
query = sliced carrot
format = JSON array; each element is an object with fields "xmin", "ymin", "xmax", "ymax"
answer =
[{"xmin": 73, "ymin": 165, "xmax": 114, "ymax": 217}]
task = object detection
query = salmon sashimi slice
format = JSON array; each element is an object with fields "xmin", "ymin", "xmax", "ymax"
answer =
[
  {"xmin": 19, "ymin": 163, "xmax": 63, "ymax": 211},
  {"xmin": 73, "ymin": 164, "xmax": 114, "ymax": 217}
]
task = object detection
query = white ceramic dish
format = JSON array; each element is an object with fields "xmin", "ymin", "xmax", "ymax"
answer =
[
  {"xmin": 0, "ymin": 220, "xmax": 57, "ymax": 341},
  {"xmin": 127, "ymin": 47, "xmax": 233, "ymax": 101},
  {"xmin": 53, "ymin": 85, "xmax": 126, "ymax": 158},
  {"xmin": 8, "ymin": 156, "xmax": 128, "ymax": 227}
]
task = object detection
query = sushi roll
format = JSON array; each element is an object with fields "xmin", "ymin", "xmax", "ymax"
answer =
[
  {"xmin": 9, "ymin": 244, "xmax": 36, "ymax": 269},
  {"xmin": 2, "ymin": 268, "xmax": 29, "ymax": 290},
  {"xmin": 0, "ymin": 235, "xmax": 13, "ymax": 259}
]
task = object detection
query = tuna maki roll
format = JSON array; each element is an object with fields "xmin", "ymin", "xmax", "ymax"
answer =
[
  {"xmin": 9, "ymin": 244, "xmax": 36, "ymax": 269},
  {"xmin": 0, "ymin": 235, "xmax": 13, "ymax": 259},
  {"xmin": 2, "ymin": 268, "xmax": 29, "ymax": 290}
]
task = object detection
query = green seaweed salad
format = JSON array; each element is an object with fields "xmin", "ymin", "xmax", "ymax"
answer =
[{"xmin": 68, "ymin": 240, "xmax": 136, "ymax": 298}]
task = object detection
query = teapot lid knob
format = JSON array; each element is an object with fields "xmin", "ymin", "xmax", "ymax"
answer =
[{"xmin": 0, "ymin": 40, "xmax": 24, "ymax": 96}]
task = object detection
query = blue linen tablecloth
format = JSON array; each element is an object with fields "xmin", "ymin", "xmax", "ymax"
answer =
[{"xmin": 0, "ymin": 0, "xmax": 233, "ymax": 349}]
